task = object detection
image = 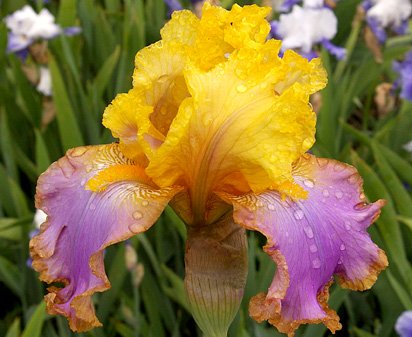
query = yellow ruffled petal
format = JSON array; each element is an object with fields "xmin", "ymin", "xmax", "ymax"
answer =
[
  {"xmin": 102, "ymin": 88, "xmax": 151, "ymax": 162},
  {"xmin": 160, "ymin": 10, "xmax": 199, "ymax": 46},
  {"xmin": 190, "ymin": 3, "xmax": 271, "ymax": 71},
  {"xmin": 146, "ymin": 39, "xmax": 319, "ymax": 211},
  {"xmin": 274, "ymin": 50, "xmax": 328, "ymax": 96}
]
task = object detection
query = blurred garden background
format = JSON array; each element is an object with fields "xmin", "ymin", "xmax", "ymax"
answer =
[{"xmin": 0, "ymin": 0, "xmax": 412, "ymax": 336}]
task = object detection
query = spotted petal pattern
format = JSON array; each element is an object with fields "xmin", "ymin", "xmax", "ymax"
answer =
[
  {"xmin": 219, "ymin": 154, "xmax": 387, "ymax": 336},
  {"xmin": 30, "ymin": 144, "xmax": 181, "ymax": 332}
]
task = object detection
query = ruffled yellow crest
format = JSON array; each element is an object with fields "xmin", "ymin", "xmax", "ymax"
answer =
[{"xmin": 102, "ymin": 2, "xmax": 327, "ymax": 203}]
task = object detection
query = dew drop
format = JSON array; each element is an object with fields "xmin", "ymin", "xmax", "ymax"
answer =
[
  {"xmin": 133, "ymin": 211, "xmax": 143, "ymax": 220},
  {"xmin": 312, "ymin": 258, "xmax": 321, "ymax": 269},
  {"xmin": 267, "ymin": 204, "xmax": 275, "ymax": 210},
  {"xmin": 80, "ymin": 178, "xmax": 87, "ymax": 186},
  {"xmin": 160, "ymin": 106, "xmax": 167, "ymax": 115},
  {"xmin": 309, "ymin": 244, "xmax": 318, "ymax": 253},
  {"xmin": 340, "ymin": 244, "xmax": 346, "ymax": 251},
  {"xmin": 304, "ymin": 226, "xmax": 314, "ymax": 238},
  {"xmin": 303, "ymin": 179, "xmax": 314, "ymax": 188},
  {"xmin": 333, "ymin": 163, "xmax": 345, "ymax": 172},
  {"xmin": 128, "ymin": 223, "xmax": 142, "ymax": 234},
  {"xmin": 344, "ymin": 221, "xmax": 351, "ymax": 231},
  {"xmin": 302, "ymin": 137, "xmax": 314, "ymax": 149},
  {"xmin": 89, "ymin": 204, "xmax": 96, "ymax": 210},
  {"xmin": 294, "ymin": 209, "xmax": 304, "ymax": 220},
  {"xmin": 71, "ymin": 147, "xmax": 87, "ymax": 157},
  {"xmin": 348, "ymin": 175, "xmax": 358, "ymax": 184},
  {"xmin": 141, "ymin": 200, "xmax": 149, "ymax": 207},
  {"xmin": 322, "ymin": 189, "xmax": 329, "ymax": 197},
  {"xmin": 337, "ymin": 258, "xmax": 343, "ymax": 265},
  {"xmin": 335, "ymin": 190, "xmax": 343, "ymax": 199},
  {"xmin": 236, "ymin": 84, "xmax": 247, "ymax": 93},
  {"xmin": 85, "ymin": 165, "xmax": 93, "ymax": 173}
]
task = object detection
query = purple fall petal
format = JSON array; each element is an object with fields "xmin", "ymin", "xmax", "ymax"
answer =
[
  {"xmin": 321, "ymin": 39, "xmax": 346, "ymax": 60},
  {"xmin": 280, "ymin": 0, "xmax": 301, "ymax": 12},
  {"xmin": 392, "ymin": 19, "xmax": 409, "ymax": 35},
  {"xmin": 7, "ymin": 32, "xmax": 33, "ymax": 53},
  {"xmin": 299, "ymin": 49, "xmax": 319, "ymax": 60},
  {"xmin": 270, "ymin": 21, "xmax": 280, "ymax": 39},
  {"xmin": 393, "ymin": 51, "xmax": 412, "ymax": 101},
  {"xmin": 361, "ymin": 0, "xmax": 373, "ymax": 11},
  {"xmin": 30, "ymin": 144, "xmax": 181, "ymax": 332},
  {"xmin": 220, "ymin": 154, "xmax": 387, "ymax": 336},
  {"xmin": 163, "ymin": 0, "xmax": 183, "ymax": 13},
  {"xmin": 396, "ymin": 311, "xmax": 412, "ymax": 337},
  {"xmin": 63, "ymin": 26, "xmax": 82, "ymax": 36},
  {"xmin": 367, "ymin": 16, "xmax": 387, "ymax": 43}
]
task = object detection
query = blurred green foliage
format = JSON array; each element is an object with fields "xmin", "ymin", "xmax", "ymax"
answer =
[{"xmin": 0, "ymin": 0, "xmax": 411, "ymax": 336}]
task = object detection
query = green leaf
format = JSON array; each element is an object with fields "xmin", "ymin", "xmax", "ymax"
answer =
[
  {"xmin": 0, "ymin": 217, "xmax": 25, "ymax": 241},
  {"xmin": 161, "ymin": 264, "xmax": 190, "ymax": 312},
  {"xmin": 350, "ymin": 151, "xmax": 412, "ymax": 287},
  {"xmin": 35, "ymin": 129, "xmax": 51, "ymax": 174},
  {"xmin": 57, "ymin": 0, "xmax": 77, "ymax": 26},
  {"xmin": 398, "ymin": 216, "xmax": 412, "ymax": 232},
  {"xmin": 0, "ymin": 255, "xmax": 22, "ymax": 297},
  {"xmin": 0, "ymin": 164, "xmax": 30, "ymax": 217},
  {"xmin": 352, "ymin": 327, "xmax": 376, "ymax": 337},
  {"xmin": 371, "ymin": 142, "xmax": 412, "ymax": 218},
  {"xmin": 21, "ymin": 302, "xmax": 47, "ymax": 337},
  {"xmin": 49, "ymin": 56, "xmax": 84, "ymax": 150},
  {"xmin": 5, "ymin": 317, "xmax": 21, "ymax": 337},
  {"xmin": 386, "ymin": 270, "xmax": 412, "ymax": 310},
  {"xmin": 92, "ymin": 46, "xmax": 121, "ymax": 100}
]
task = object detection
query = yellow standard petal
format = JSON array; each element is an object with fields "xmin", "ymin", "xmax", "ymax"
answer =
[{"xmin": 146, "ymin": 37, "xmax": 325, "ymax": 223}]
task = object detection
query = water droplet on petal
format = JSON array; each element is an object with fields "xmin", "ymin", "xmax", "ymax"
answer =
[
  {"xmin": 141, "ymin": 200, "xmax": 149, "ymax": 207},
  {"xmin": 348, "ymin": 175, "xmax": 358, "ymax": 184},
  {"xmin": 294, "ymin": 209, "xmax": 304, "ymax": 220},
  {"xmin": 322, "ymin": 189, "xmax": 329, "ymax": 197},
  {"xmin": 160, "ymin": 106, "xmax": 167, "ymax": 115},
  {"xmin": 71, "ymin": 147, "xmax": 87, "ymax": 157},
  {"xmin": 80, "ymin": 178, "xmax": 87, "ymax": 186},
  {"xmin": 340, "ymin": 244, "xmax": 346, "ymax": 251},
  {"xmin": 337, "ymin": 258, "xmax": 343, "ymax": 265},
  {"xmin": 129, "ymin": 223, "xmax": 142, "ymax": 234},
  {"xmin": 267, "ymin": 204, "xmax": 275, "ymax": 211},
  {"xmin": 304, "ymin": 226, "xmax": 314, "ymax": 238},
  {"xmin": 133, "ymin": 211, "xmax": 143, "ymax": 220},
  {"xmin": 344, "ymin": 221, "xmax": 351, "ymax": 231},
  {"xmin": 86, "ymin": 165, "xmax": 93, "ymax": 173},
  {"xmin": 333, "ymin": 163, "xmax": 345, "ymax": 172},
  {"xmin": 312, "ymin": 258, "xmax": 321, "ymax": 269},
  {"xmin": 236, "ymin": 84, "xmax": 247, "ymax": 93},
  {"xmin": 89, "ymin": 204, "xmax": 96, "ymax": 210},
  {"xmin": 303, "ymin": 179, "xmax": 314, "ymax": 188},
  {"xmin": 335, "ymin": 190, "xmax": 343, "ymax": 199},
  {"xmin": 309, "ymin": 244, "xmax": 318, "ymax": 253}
]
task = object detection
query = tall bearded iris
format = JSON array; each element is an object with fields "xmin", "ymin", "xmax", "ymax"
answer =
[{"xmin": 29, "ymin": 4, "xmax": 388, "ymax": 337}]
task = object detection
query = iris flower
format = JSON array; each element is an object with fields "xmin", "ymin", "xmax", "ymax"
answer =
[
  {"xmin": 4, "ymin": 5, "xmax": 81, "ymax": 58},
  {"xmin": 30, "ymin": 4, "xmax": 387, "ymax": 337},
  {"xmin": 270, "ymin": 5, "xmax": 346, "ymax": 60},
  {"xmin": 362, "ymin": 0, "xmax": 412, "ymax": 43},
  {"xmin": 396, "ymin": 311, "xmax": 412, "ymax": 337}
]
